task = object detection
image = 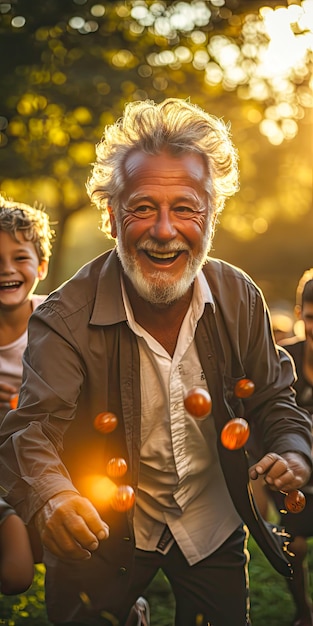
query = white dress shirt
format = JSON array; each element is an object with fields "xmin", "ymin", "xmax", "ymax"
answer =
[{"xmin": 122, "ymin": 272, "xmax": 241, "ymax": 565}]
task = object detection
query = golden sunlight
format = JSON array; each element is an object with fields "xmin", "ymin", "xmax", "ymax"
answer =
[{"xmin": 253, "ymin": 2, "xmax": 313, "ymax": 144}]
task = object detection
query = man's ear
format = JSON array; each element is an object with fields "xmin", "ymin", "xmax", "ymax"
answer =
[
  {"xmin": 37, "ymin": 260, "xmax": 49, "ymax": 281},
  {"xmin": 108, "ymin": 206, "xmax": 117, "ymax": 238}
]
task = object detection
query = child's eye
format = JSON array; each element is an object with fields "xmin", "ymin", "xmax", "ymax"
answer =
[{"xmin": 16, "ymin": 256, "xmax": 29, "ymax": 261}]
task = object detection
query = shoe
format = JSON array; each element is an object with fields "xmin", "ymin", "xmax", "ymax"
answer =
[
  {"xmin": 125, "ymin": 597, "xmax": 150, "ymax": 626},
  {"xmin": 135, "ymin": 597, "xmax": 150, "ymax": 626}
]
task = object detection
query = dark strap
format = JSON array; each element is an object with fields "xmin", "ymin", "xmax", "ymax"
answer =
[{"xmin": 196, "ymin": 306, "xmax": 293, "ymax": 578}]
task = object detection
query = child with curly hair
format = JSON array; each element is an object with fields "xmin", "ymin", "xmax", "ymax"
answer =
[
  {"xmin": 0, "ymin": 194, "xmax": 54, "ymax": 421},
  {"xmin": 0, "ymin": 195, "xmax": 55, "ymax": 589}
]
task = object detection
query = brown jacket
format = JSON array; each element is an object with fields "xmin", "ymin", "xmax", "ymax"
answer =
[{"xmin": 0, "ymin": 250, "xmax": 311, "ymax": 621}]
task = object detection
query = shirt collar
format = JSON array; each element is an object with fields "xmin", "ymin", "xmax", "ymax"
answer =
[
  {"xmin": 122, "ymin": 269, "xmax": 215, "ymax": 331},
  {"xmin": 196, "ymin": 268, "xmax": 215, "ymax": 312}
]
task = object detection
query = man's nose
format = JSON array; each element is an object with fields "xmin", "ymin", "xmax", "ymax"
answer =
[{"xmin": 149, "ymin": 208, "xmax": 177, "ymax": 240}]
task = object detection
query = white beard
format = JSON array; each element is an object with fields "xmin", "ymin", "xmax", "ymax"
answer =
[{"xmin": 115, "ymin": 222, "xmax": 212, "ymax": 305}]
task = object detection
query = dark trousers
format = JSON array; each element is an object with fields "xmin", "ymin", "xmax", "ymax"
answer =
[
  {"xmin": 120, "ymin": 525, "xmax": 250, "ymax": 626},
  {"xmin": 54, "ymin": 526, "xmax": 250, "ymax": 626}
]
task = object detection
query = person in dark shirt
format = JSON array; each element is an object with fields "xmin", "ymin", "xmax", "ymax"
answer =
[{"xmin": 274, "ymin": 269, "xmax": 313, "ymax": 626}]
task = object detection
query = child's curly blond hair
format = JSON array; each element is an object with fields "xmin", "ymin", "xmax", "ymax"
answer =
[{"xmin": 0, "ymin": 195, "xmax": 55, "ymax": 262}]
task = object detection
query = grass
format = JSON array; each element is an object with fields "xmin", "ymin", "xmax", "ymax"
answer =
[{"xmin": 1, "ymin": 537, "xmax": 313, "ymax": 625}]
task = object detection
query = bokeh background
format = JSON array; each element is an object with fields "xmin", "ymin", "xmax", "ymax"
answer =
[
  {"xmin": 0, "ymin": 2, "xmax": 313, "ymax": 623},
  {"xmin": 0, "ymin": 0, "xmax": 312, "ymax": 319}
]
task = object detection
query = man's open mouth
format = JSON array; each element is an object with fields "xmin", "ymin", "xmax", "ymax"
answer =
[{"xmin": 144, "ymin": 250, "xmax": 183, "ymax": 263}]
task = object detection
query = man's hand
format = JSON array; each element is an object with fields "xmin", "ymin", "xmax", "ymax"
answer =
[
  {"xmin": 249, "ymin": 452, "xmax": 311, "ymax": 492},
  {"xmin": 34, "ymin": 491, "xmax": 109, "ymax": 561}
]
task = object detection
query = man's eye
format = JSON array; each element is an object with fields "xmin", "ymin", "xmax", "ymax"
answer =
[
  {"xmin": 132, "ymin": 206, "xmax": 155, "ymax": 218},
  {"xmin": 173, "ymin": 206, "xmax": 198, "ymax": 218},
  {"xmin": 16, "ymin": 256, "xmax": 29, "ymax": 261},
  {"xmin": 135, "ymin": 206, "xmax": 151, "ymax": 212},
  {"xmin": 175, "ymin": 206, "xmax": 194, "ymax": 213}
]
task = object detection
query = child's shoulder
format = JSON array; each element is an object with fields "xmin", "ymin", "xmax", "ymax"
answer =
[{"xmin": 31, "ymin": 294, "xmax": 47, "ymax": 311}]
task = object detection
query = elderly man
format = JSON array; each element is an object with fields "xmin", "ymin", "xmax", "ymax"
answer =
[{"xmin": 0, "ymin": 98, "xmax": 311, "ymax": 626}]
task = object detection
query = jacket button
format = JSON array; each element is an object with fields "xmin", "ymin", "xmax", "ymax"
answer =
[
  {"xmin": 119, "ymin": 566, "xmax": 127, "ymax": 574},
  {"xmin": 123, "ymin": 536, "xmax": 130, "ymax": 541}
]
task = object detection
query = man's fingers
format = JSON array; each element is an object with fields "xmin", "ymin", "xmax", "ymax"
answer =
[
  {"xmin": 41, "ymin": 522, "xmax": 93, "ymax": 561},
  {"xmin": 74, "ymin": 498, "xmax": 110, "ymax": 542},
  {"xmin": 35, "ymin": 492, "xmax": 110, "ymax": 561},
  {"xmin": 249, "ymin": 451, "xmax": 311, "ymax": 492},
  {"xmin": 250, "ymin": 452, "xmax": 281, "ymax": 477},
  {"xmin": 60, "ymin": 507, "xmax": 109, "ymax": 552}
]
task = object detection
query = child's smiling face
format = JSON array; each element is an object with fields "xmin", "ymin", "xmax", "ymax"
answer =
[{"xmin": 0, "ymin": 230, "xmax": 47, "ymax": 309}]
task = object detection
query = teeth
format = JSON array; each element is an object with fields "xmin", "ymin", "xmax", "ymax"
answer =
[
  {"xmin": 148, "ymin": 251, "xmax": 178, "ymax": 259},
  {"xmin": 0, "ymin": 281, "xmax": 20, "ymax": 287}
]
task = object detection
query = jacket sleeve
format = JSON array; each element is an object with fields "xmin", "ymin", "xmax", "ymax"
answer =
[
  {"xmin": 0, "ymin": 306, "xmax": 83, "ymax": 523},
  {"xmin": 240, "ymin": 288, "xmax": 312, "ymax": 463},
  {"xmin": 203, "ymin": 260, "xmax": 312, "ymax": 467}
]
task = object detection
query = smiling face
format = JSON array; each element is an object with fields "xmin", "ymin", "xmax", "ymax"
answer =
[
  {"xmin": 110, "ymin": 149, "xmax": 214, "ymax": 305},
  {"xmin": 0, "ymin": 230, "xmax": 47, "ymax": 310}
]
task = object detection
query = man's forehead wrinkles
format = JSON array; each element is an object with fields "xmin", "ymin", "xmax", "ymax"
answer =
[
  {"xmin": 126, "ymin": 188, "xmax": 203, "ymax": 207},
  {"xmin": 127, "ymin": 191, "xmax": 201, "ymax": 201}
]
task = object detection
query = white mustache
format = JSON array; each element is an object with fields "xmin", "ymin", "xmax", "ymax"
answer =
[{"xmin": 138, "ymin": 241, "xmax": 189, "ymax": 253}]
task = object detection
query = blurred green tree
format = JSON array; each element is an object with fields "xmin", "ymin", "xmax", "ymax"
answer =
[{"xmin": 0, "ymin": 0, "xmax": 312, "ymax": 297}]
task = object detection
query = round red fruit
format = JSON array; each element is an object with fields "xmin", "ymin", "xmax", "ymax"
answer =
[{"xmin": 184, "ymin": 387, "xmax": 212, "ymax": 419}]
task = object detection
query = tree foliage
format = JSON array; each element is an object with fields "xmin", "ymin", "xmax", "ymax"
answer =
[{"xmin": 0, "ymin": 0, "xmax": 312, "ymax": 294}]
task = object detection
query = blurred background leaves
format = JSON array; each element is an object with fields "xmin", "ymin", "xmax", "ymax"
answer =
[{"xmin": 0, "ymin": 0, "xmax": 312, "ymax": 306}]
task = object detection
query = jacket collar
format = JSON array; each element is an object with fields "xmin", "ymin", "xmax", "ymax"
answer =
[{"xmin": 90, "ymin": 249, "xmax": 126, "ymax": 326}]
